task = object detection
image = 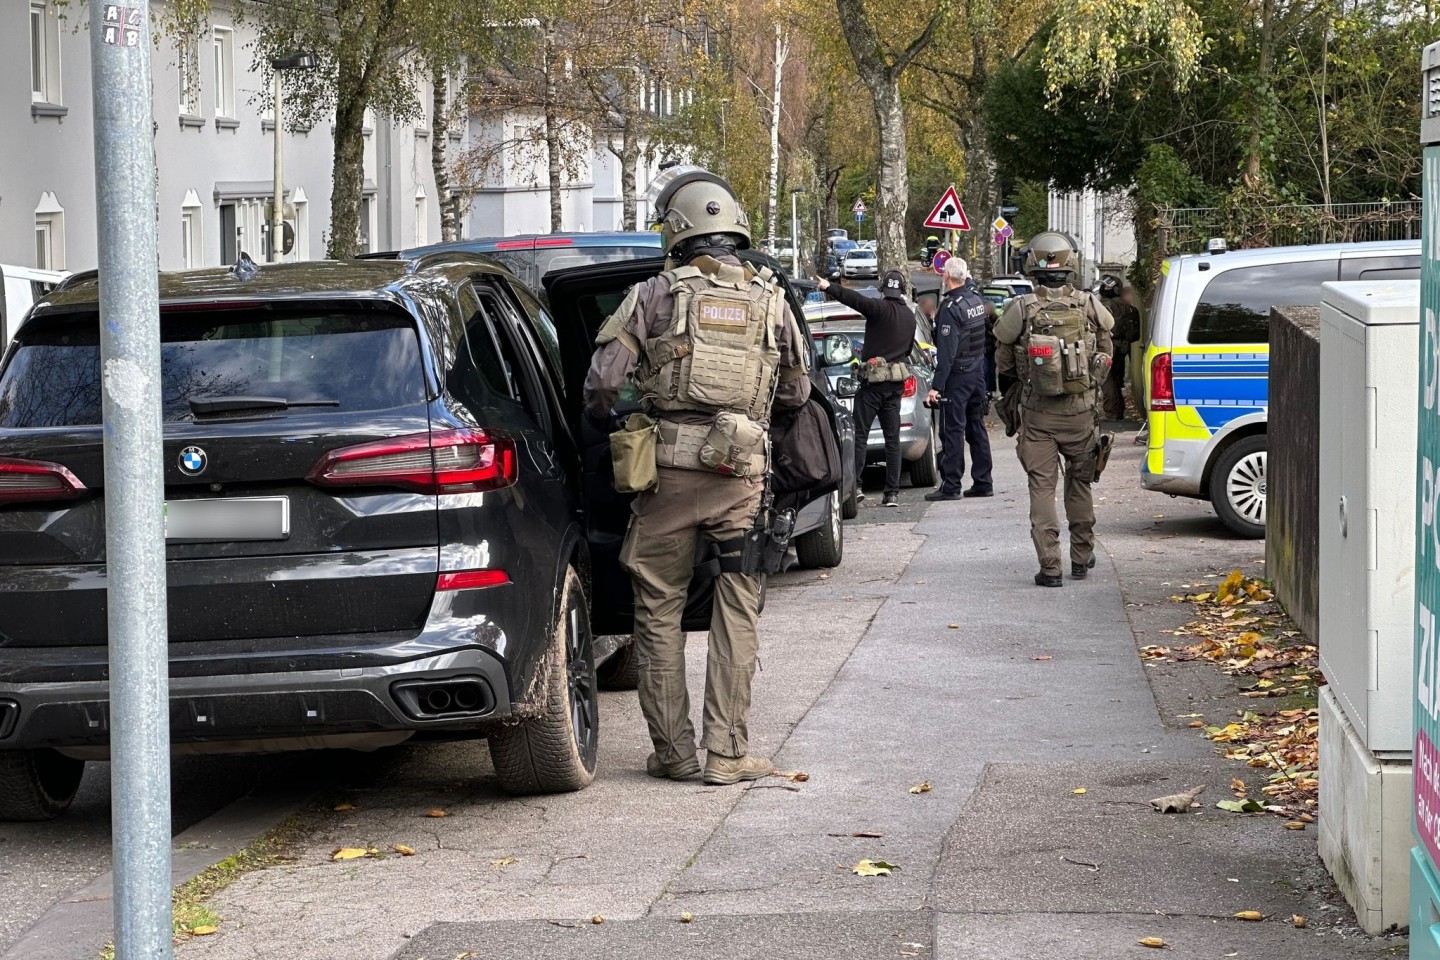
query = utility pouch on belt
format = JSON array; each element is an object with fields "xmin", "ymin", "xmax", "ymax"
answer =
[
  {"xmin": 698, "ymin": 412, "xmax": 767, "ymax": 477},
  {"xmin": 610, "ymin": 413, "xmax": 659, "ymax": 493},
  {"xmin": 861, "ymin": 359, "xmax": 909, "ymax": 384}
]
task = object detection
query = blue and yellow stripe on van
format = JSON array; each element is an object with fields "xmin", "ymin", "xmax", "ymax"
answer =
[{"xmin": 1144, "ymin": 344, "xmax": 1269, "ymax": 476}]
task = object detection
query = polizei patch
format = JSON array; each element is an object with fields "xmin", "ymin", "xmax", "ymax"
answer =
[{"xmin": 696, "ymin": 297, "xmax": 749, "ymax": 329}]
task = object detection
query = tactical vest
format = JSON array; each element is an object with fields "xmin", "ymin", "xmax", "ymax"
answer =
[
  {"xmin": 634, "ymin": 263, "xmax": 786, "ymax": 476},
  {"xmin": 948, "ymin": 287, "xmax": 988, "ymax": 361},
  {"xmin": 1012, "ymin": 288, "xmax": 1103, "ymax": 413}
]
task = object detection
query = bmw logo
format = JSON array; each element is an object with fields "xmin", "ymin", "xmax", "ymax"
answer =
[{"xmin": 179, "ymin": 446, "xmax": 207, "ymax": 476}]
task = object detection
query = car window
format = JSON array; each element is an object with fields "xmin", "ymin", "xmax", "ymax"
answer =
[
  {"xmin": 533, "ymin": 245, "xmax": 660, "ymax": 280},
  {"xmin": 454, "ymin": 284, "xmax": 515, "ymax": 401},
  {"xmin": 482, "ymin": 285, "xmax": 558, "ymax": 437},
  {"xmin": 1189, "ymin": 259, "xmax": 1339, "ymax": 345},
  {"xmin": 0, "ymin": 307, "xmax": 425, "ymax": 429},
  {"xmin": 1341, "ymin": 255, "xmax": 1421, "ymax": 281},
  {"xmin": 502, "ymin": 280, "xmax": 565, "ymax": 390},
  {"xmin": 474, "ymin": 289, "xmax": 537, "ymax": 414}
]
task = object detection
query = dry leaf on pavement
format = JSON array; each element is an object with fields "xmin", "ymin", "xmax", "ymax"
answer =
[
  {"xmin": 852, "ymin": 859, "xmax": 899, "ymax": 876},
  {"xmin": 680, "ymin": 913, "xmax": 694, "ymax": 923},
  {"xmin": 909, "ymin": 782, "xmax": 931, "ymax": 794},
  {"xmin": 1149, "ymin": 785, "xmax": 1205, "ymax": 814},
  {"xmin": 191, "ymin": 926, "xmax": 218, "ymax": 936},
  {"xmin": 331, "ymin": 848, "xmax": 370, "ymax": 861},
  {"xmin": 1072, "ymin": 788, "xmax": 1087, "ymax": 794},
  {"xmin": 591, "ymin": 915, "xmax": 606, "ymax": 925},
  {"xmin": 393, "ymin": 844, "xmax": 416, "ymax": 856},
  {"xmin": 1137, "ymin": 937, "xmax": 1169, "ymax": 948},
  {"xmin": 332, "ymin": 802, "xmax": 355, "ymax": 812},
  {"xmin": 425, "ymin": 808, "xmax": 449, "ymax": 818},
  {"xmin": 1284, "ymin": 821, "xmax": 1307, "ymax": 830},
  {"xmin": 1233, "ymin": 910, "xmax": 1264, "ymax": 921},
  {"xmin": 1033, "ymin": 655, "xmax": 1054, "ymax": 661},
  {"xmin": 490, "ymin": 857, "xmax": 519, "ymax": 868},
  {"xmin": 1292, "ymin": 915, "xmax": 1307, "ymax": 928}
]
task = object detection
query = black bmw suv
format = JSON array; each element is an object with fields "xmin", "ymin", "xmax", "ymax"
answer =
[{"xmin": 0, "ymin": 256, "xmax": 602, "ymax": 819}]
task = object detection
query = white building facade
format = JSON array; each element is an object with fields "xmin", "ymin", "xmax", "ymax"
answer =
[
  {"xmin": 1, "ymin": 0, "xmax": 667, "ymax": 275},
  {"xmin": 1047, "ymin": 188, "xmax": 1138, "ymax": 286}
]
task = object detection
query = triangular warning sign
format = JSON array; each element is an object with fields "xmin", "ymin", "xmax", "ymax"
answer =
[{"xmin": 923, "ymin": 187, "xmax": 970, "ymax": 231}]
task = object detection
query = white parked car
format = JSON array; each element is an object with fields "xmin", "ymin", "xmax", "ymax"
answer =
[
  {"xmin": 841, "ymin": 248, "xmax": 878, "ymax": 279},
  {"xmin": 1, "ymin": 264, "xmax": 67, "ymax": 346}
]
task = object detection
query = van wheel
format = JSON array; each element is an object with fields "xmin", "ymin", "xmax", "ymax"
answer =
[
  {"xmin": 489, "ymin": 569, "xmax": 598, "ymax": 794},
  {"xmin": 908, "ymin": 423, "xmax": 939, "ymax": 488},
  {"xmin": 0, "ymin": 749, "xmax": 84, "ymax": 821},
  {"xmin": 596, "ymin": 638, "xmax": 640, "ymax": 691},
  {"xmin": 795, "ymin": 490, "xmax": 844, "ymax": 569},
  {"xmin": 1208, "ymin": 435, "xmax": 1267, "ymax": 539}
]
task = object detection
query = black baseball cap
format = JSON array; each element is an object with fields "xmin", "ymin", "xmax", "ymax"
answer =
[{"xmin": 882, "ymin": 269, "xmax": 906, "ymax": 299}]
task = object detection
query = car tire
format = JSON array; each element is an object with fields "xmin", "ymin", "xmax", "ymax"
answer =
[
  {"xmin": 841, "ymin": 487, "xmax": 859, "ymax": 520},
  {"xmin": 0, "ymin": 749, "xmax": 85, "ymax": 822},
  {"xmin": 596, "ymin": 637, "xmax": 640, "ymax": 691},
  {"xmin": 1208, "ymin": 434, "xmax": 1267, "ymax": 539},
  {"xmin": 795, "ymin": 490, "xmax": 844, "ymax": 569},
  {"xmin": 908, "ymin": 423, "xmax": 939, "ymax": 488},
  {"xmin": 489, "ymin": 568, "xmax": 598, "ymax": 794}
]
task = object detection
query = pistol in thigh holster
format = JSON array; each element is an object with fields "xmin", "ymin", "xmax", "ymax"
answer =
[{"xmin": 721, "ymin": 506, "xmax": 796, "ymax": 576}]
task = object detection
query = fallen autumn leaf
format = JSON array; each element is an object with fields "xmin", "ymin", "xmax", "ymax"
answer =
[
  {"xmin": 425, "ymin": 808, "xmax": 449, "ymax": 818},
  {"xmin": 393, "ymin": 844, "xmax": 416, "ymax": 856},
  {"xmin": 191, "ymin": 925, "xmax": 218, "ymax": 936},
  {"xmin": 1137, "ymin": 936, "xmax": 1169, "ymax": 948},
  {"xmin": 331, "ymin": 848, "xmax": 369, "ymax": 861},
  {"xmin": 491, "ymin": 857, "xmax": 519, "ymax": 868},
  {"xmin": 852, "ymin": 859, "xmax": 899, "ymax": 876},
  {"xmin": 1233, "ymin": 910, "xmax": 1264, "ymax": 922},
  {"xmin": 909, "ymin": 782, "xmax": 932, "ymax": 794}
]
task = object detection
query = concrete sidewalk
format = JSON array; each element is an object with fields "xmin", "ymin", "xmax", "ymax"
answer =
[{"xmin": 173, "ymin": 430, "xmax": 1402, "ymax": 960}]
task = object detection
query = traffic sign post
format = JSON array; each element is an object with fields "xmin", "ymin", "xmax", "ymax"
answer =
[
  {"xmin": 933, "ymin": 249, "xmax": 950, "ymax": 275},
  {"xmin": 923, "ymin": 185, "xmax": 970, "ymax": 232}
]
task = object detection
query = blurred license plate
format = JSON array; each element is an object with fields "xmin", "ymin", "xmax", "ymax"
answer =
[{"xmin": 165, "ymin": 497, "xmax": 290, "ymax": 541}]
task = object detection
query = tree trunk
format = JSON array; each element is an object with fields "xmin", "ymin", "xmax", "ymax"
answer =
[
  {"xmin": 620, "ymin": 111, "xmax": 639, "ymax": 230},
  {"xmin": 960, "ymin": 114, "xmax": 998, "ymax": 280},
  {"xmin": 872, "ymin": 81, "xmax": 909, "ymax": 275},
  {"xmin": 1242, "ymin": 0, "xmax": 1277, "ymax": 190},
  {"xmin": 328, "ymin": 80, "xmax": 368, "ymax": 259},
  {"xmin": 765, "ymin": 25, "xmax": 789, "ymax": 248},
  {"xmin": 544, "ymin": 23, "xmax": 563, "ymax": 232},
  {"xmin": 431, "ymin": 64, "xmax": 458, "ymax": 243},
  {"xmin": 824, "ymin": 167, "xmax": 841, "ymax": 232}
]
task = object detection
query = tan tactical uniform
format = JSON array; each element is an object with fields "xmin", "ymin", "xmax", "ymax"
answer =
[
  {"xmin": 994, "ymin": 285, "xmax": 1114, "ymax": 576},
  {"xmin": 583, "ymin": 254, "xmax": 810, "ymax": 766}
]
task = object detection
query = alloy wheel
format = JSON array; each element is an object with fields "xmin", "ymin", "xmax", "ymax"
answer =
[
  {"xmin": 1225, "ymin": 451, "xmax": 1267, "ymax": 526},
  {"xmin": 566, "ymin": 603, "xmax": 599, "ymax": 768}
]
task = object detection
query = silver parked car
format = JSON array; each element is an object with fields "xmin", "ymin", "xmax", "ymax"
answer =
[
  {"xmin": 841, "ymin": 248, "xmax": 879, "ymax": 279},
  {"xmin": 805, "ymin": 302, "xmax": 939, "ymax": 489}
]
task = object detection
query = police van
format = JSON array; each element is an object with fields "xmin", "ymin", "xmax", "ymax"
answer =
[
  {"xmin": 1142, "ymin": 238, "xmax": 1419, "ymax": 538},
  {"xmin": 0, "ymin": 264, "xmax": 66, "ymax": 348}
]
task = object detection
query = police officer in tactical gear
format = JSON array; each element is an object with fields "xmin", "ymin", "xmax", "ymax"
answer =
[
  {"xmin": 583, "ymin": 167, "xmax": 811, "ymax": 786},
  {"xmin": 994, "ymin": 232, "xmax": 1114, "ymax": 588},
  {"xmin": 1098, "ymin": 274, "xmax": 1141, "ymax": 420},
  {"xmin": 925, "ymin": 257, "xmax": 993, "ymax": 501},
  {"xmin": 816, "ymin": 268, "xmax": 916, "ymax": 508}
]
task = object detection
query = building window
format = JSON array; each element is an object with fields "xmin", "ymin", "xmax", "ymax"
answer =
[
  {"xmin": 34, "ymin": 194, "xmax": 64, "ymax": 270},
  {"xmin": 30, "ymin": 2, "xmax": 60, "ymax": 105},
  {"xmin": 212, "ymin": 27, "xmax": 234, "ymax": 118},
  {"xmin": 179, "ymin": 42, "xmax": 200, "ymax": 116}
]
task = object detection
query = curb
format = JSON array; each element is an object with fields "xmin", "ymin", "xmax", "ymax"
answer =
[{"xmin": 1, "ymin": 783, "xmax": 313, "ymax": 960}]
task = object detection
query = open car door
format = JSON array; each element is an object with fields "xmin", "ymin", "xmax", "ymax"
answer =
[{"xmin": 542, "ymin": 254, "xmax": 852, "ymax": 637}]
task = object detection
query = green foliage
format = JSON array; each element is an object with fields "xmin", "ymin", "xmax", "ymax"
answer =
[
  {"xmin": 1134, "ymin": 145, "xmax": 1216, "ymax": 212},
  {"xmin": 1006, "ymin": 179, "xmax": 1048, "ymax": 241}
]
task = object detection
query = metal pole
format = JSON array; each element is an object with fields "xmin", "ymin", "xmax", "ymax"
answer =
[
  {"xmin": 272, "ymin": 66, "xmax": 284, "ymax": 263},
  {"xmin": 89, "ymin": 2, "xmax": 172, "ymax": 958},
  {"xmin": 791, "ymin": 191, "xmax": 799, "ymax": 277}
]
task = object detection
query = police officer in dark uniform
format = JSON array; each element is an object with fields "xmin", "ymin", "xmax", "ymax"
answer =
[
  {"xmin": 925, "ymin": 257, "xmax": 994, "ymax": 501},
  {"xmin": 816, "ymin": 268, "xmax": 916, "ymax": 508}
]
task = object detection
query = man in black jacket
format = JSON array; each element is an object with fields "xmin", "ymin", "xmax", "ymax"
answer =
[
  {"xmin": 925, "ymin": 258, "xmax": 994, "ymax": 501},
  {"xmin": 816, "ymin": 269, "xmax": 915, "ymax": 508}
]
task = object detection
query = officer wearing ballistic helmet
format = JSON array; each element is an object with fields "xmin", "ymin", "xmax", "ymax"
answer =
[
  {"xmin": 816, "ymin": 268, "xmax": 916, "ymax": 508},
  {"xmin": 583, "ymin": 166, "xmax": 811, "ymax": 786},
  {"xmin": 994, "ymin": 232, "xmax": 1114, "ymax": 587},
  {"xmin": 924, "ymin": 257, "xmax": 993, "ymax": 500},
  {"xmin": 1098, "ymin": 274, "xmax": 1141, "ymax": 420}
]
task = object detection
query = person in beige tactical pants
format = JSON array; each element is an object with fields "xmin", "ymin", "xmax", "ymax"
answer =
[
  {"xmin": 584, "ymin": 166, "xmax": 810, "ymax": 785},
  {"xmin": 994, "ymin": 232, "xmax": 1113, "ymax": 588}
]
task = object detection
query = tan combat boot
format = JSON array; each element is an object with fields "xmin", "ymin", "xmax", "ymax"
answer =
[
  {"xmin": 703, "ymin": 754, "xmax": 773, "ymax": 785},
  {"xmin": 646, "ymin": 753, "xmax": 701, "ymax": 781}
]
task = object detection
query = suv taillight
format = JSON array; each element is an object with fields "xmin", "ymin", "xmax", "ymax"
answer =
[
  {"xmin": 0, "ymin": 457, "xmax": 87, "ymax": 504},
  {"xmin": 308, "ymin": 429, "xmax": 517, "ymax": 494},
  {"xmin": 901, "ymin": 376, "xmax": 917, "ymax": 398},
  {"xmin": 1149, "ymin": 352, "xmax": 1175, "ymax": 412}
]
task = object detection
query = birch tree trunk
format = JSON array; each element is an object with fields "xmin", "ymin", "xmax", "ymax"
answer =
[
  {"xmin": 766, "ymin": 25, "xmax": 790, "ymax": 248},
  {"xmin": 620, "ymin": 111, "xmax": 640, "ymax": 230},
  {"xmin": 327, "ymin": 68, "xmax": 369, "ymax": 259},
  {"xmin": 544, "ymin": 21, "xmax": 563, "ymax": 231},
  {"xmin": 431, "ymin": 64, "xmax": 459, "ymax": 243},
  {"xmin": 1242, "ymin": 0, "xmax": 1277, "ymax": 190}
]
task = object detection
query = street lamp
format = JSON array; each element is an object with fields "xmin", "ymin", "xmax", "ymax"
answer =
[
  {"xmin": 790, "ymin": 187, "xmax": 803, "ymax": 277},
  {"xmin": 270, "ymin": 52, "xmax": 317, "ymax": 263}
]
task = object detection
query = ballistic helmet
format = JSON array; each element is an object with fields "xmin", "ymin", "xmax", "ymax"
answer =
[
  {"xmin": 1023, "ymin": 231, "xmax": 1079, "ymax": 286},
  {"xmin": 1098, "ymin": 273, "xmax": 1124, "ymax": 298},
  {"xmin": 646, "ymin": 165, "xmax": 751, "ymax": 255}
]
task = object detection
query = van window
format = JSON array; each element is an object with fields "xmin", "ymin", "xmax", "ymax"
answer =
[
  {"xmin": 1189, "ymin": 259, "xmax": 1338, "ymax": 344},
  {"xmin": 1341, "ymin": 255, "xmax": 1421, "ymax": 281}
]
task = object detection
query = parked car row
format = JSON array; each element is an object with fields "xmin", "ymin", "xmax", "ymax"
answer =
[{"xmin": 0, "ymin": 238, "xmax": 857, "ymax": 820}]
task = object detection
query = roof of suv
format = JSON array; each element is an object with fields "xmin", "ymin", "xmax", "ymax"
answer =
[
  {"xmin": 33, "ymin": 256, "xmax": 512, "ymax": 314},
  {"xmin": 1167, "ymin": 238, "xmax": 1419, "ymax": 266}
]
